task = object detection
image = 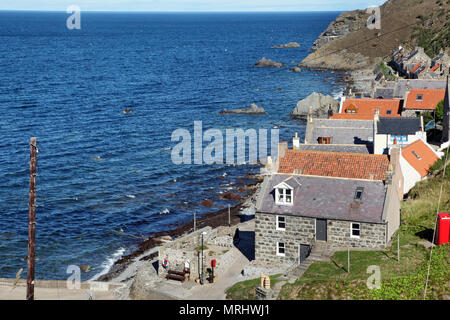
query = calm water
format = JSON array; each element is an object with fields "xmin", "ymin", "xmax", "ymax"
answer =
[{"xmin": 0, "ymin": 11, "xmax": 344, "ymax": 280}]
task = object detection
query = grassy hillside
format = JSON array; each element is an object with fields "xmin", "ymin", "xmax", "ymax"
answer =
[{"xmin": 301, "ymin": 0, "xmax": 450, "ymax": 69}]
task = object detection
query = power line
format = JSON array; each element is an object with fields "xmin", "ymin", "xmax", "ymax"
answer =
[{"xmin": 423, "ymin": 145, "xmax": 449, "ymax": 299}]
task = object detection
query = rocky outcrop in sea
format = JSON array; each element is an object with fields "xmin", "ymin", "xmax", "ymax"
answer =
[
  {"xmin": 272, "ymin": 42, "xmax": 300, "ymax": 49},
  {"xmin": 290, "ymin": 92, "xmax": 339, "ymax": 119},
  {"xmin": 219, "ymin": 103, "xmax": 267, "ymax": 115},
  {"xmin": 254, "ymin": 57, "xmax": 286, "ymax": 68}
]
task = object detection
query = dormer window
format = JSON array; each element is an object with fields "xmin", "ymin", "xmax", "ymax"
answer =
[
  {"xmin": 354, "ymin": 187, "xmax": 364, "ymax": 201},
  {"xmin": 274, "ymin": 178, "xmax": 300, "ymax": 206},
  {"xmin": 276, "ymin": 188, "xmax": 292, "ymax": 205}
]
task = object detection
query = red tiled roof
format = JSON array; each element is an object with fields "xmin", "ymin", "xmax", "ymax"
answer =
[
  {"xmin": 411, "ymin": 62, "xmax": 422, "ymax": 73},
  {"xmin": 331, "ymin": 98, "xmax": 402, "ymax": 120},
  {"xmin": 401, "ymin": 140, "xmax": 439, "ymax": 178},
  {"xmin": 404, "ymin": 89, "xmax": 445, "ymax": 110},
  {"xmin": 430, "ymin": 64, "xmax": 440, "ymax": 72},
  {"xmin": 278, "ymin": 150, "xmax": 390, "ymax": 181}
]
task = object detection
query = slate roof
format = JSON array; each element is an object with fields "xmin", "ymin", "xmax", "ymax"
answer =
[
  {"xmin": 306, "ymin": 119, "xmax": 374, "ymax": 145},
  {"xmin": 401, "ymin": 139, "xmax": 439, "ymax": 177},
  {"xmin": 376, "ymin": 117, "xmax": 422, "ymax": 135},
  {"xmin": 257, "ymin": 174, "xmax": 387, "ymax": 224},
  {"xmin": 295, "ymin": 144, "xmax": 371, "ymax": 154},
  {"xmin": 278, "ymin": 150, "xmax": 390, "ymax": 181},
  {"xmin": 374, "ymin": 87, "xmax": 395, "ymax": 99},
  {"xmin": 404, "ymin": 89, "xmax": 445, "ymax": 110}
]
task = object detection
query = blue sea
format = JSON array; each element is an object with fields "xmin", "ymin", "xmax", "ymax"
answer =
[{"xmin": 0, "ymin": 11, "xmax": 345, "ymax": 281}]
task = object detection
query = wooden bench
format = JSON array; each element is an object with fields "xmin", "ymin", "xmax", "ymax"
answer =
[{"xmin": 165, "ymin": 269, "xmax": 189, "ymax": 282}]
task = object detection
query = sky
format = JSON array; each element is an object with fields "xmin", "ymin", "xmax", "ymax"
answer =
[{"xmin": 0, "ymin": 0, "xmax": 387, "ymax": 12}]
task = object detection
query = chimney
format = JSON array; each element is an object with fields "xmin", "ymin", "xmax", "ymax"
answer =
[
  {"xmin": 278, "ymin": 141, "xmax": 288, "ymax": 161},
  {"xmin": 327, "ymin": 104, "xmax": 334, "ymax": 118},
  {"xmin": 292, "ymin": 132, "xmax": 300, "ymax": 149},
  {"xmin": 385, "ymin": 163, "xmax": 393, "ymax": 185},
  {"xmin": 307, "ymin": 106, "xmax": 313, "ymax": 123},
  {"xmin": 374, "ymin": 108, "xmax": 380, "ymax": 122}
]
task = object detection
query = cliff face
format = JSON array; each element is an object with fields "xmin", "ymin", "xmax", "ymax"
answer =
[
  {"xmin": 301, "ymin": 0, "xmax": 450, "ymax": 71},
  {"xmin": 311, "ymin": 10, "xmax": 367, "ymax": 51}
]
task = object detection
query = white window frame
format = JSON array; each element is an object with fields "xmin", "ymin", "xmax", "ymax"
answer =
[
  {"xmin": 276, "ymin": 242, "xmax": 286, "ymax": 256},
  {"xmin": 276, "ymin": 215, "xmax": 286, "ymax": 231},
  {"xmin": 275, "ymin": 187, "xmax": 293, "ymax": 206},
  {"xmin": 350, "ymin": 222, "xmax": 361, "ymax": 239}
]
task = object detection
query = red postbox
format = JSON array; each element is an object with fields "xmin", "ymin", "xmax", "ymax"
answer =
[{"xmin": 435, "ymin": 213, "xmax": 450, "ymax": 245}]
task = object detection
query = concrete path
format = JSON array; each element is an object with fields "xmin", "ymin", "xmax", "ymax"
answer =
[
  {"xmin": 0, "ymin": 279, "xmax": 123, "ymax": 300},
  {"xmin": 186, "ymin": 247, "xmax": 250, "ymax": 300}
]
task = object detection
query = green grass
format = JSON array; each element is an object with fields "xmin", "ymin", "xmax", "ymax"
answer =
[{"xmin": 225, "ymin": 274, "xmax": 281, "ymax": 300}]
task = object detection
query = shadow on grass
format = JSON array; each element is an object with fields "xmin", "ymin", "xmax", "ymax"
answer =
[{"xmin": 415, "ymin": 228, "xmax": 434, "ymax": 242}]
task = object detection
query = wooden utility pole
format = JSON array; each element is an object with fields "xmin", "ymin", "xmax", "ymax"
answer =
[
  {"xmin": 27, "ymin": 137, "xmax": 37, "ymax": 300},
  {"xmin": 193, "ymin": 212, "xmax": 196, "ymax": 232}
]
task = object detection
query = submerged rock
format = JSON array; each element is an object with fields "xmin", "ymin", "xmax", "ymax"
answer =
[
  {"xmin": 219, "ymin": 103, "xmax": 267, "ymax": 115},
  {"xmin": 290, "ymin": 92, "xmax": 339, "ymax": 119},
  {"xmin": 254, "ymin": 57, "xmax": 286, "ymax": 68},
  {"xmin": 289, "ymin": 67, "xmax": 302, "ymax": 73},
  {"xmin": 272, "ymin": 42, "xmax": 300, "ymax": 48}
]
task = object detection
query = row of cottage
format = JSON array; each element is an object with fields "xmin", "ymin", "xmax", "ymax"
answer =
[{"xmin": 255, "ymin": 76, "xmax": 450, "ymax": 265}]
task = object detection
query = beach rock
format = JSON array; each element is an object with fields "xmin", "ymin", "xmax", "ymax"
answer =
[
  {"xmin": 272, "ymin": 42, "xmax": 300, "ymax": 48},
  {"xmin": 80, "ymin": 265, "xmax": 91, "ymax": 272},
  {"xmin": 221, "ymin": 192, "xmax": 242, "ymax": 201},
  {"xmin": 254, "ymin": 57, "xmax": 286, "ymax": 68},
  {"xmin": 289, "ymin": 67, "xmax": 302, "ymax": 73},
  {"xmin": 290, "ymin": 92, "xmax": 339, "ymax": 119},
  {"xmin": 219, "ymin": 103, "xmax": 266, "ymax": 115},
  {"xmin": 200, "ymin": 199, "xmax": 213, "ymax": 207}
]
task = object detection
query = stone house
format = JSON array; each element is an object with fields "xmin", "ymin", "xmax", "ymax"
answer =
[
  {"xmin": 397, "ymin": 139, "xmax": 441, "ymax": 194},
  {"xmin": 304, "ymin": 118, "xmax": 374, "ymax": 152},
  {"xmin": 255, "ymin": 148, "xmax": 402, "ymax": 265},
  {"xmin": 373, "ymin": 115, "xmax": 426, "ymax": 154},
  {"xmin": 401, "ymin": 88, "xmax": 445, "ymax": 117}
]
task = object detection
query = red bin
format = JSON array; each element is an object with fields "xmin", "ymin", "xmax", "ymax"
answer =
[
  {"xmin": 435, "ymin": 213, "xmax": 450, "ymax": 245},
  {"xmin": 211, "ymin": 259, "xmax": 216, "ymax": 268}
]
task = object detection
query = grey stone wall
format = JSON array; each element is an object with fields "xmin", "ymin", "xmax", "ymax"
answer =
[
  {"xmin": 255, "ymin": 213, "xmax": 315, "ymax": 265},
  {"xmin": 327, "ymin": 220, "xmax": 386, "ymax": 249},
  {"xmin": 255, "ymin": 212, "xmax": 387, "ymax": 263},
  {"xmin": 401, "ymin": 109, "xmax": 422, "ymax": 117}
]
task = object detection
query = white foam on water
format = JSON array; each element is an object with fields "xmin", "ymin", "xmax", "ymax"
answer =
[
  {"xmin": 125, "ymin": 194, "xmax": 136, "ymax": 199},
  {"xmin": 89, "ymin": 247, "xmax": 126, "ymax": 281},
  {"xmin": 159, "ymin": 208, "xmax": 170, "ymax": 215}
]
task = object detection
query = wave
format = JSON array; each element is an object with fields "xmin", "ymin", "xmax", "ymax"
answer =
[{"xmin": 88, "ymin": 247, "xmax": 126, "ymax": 281}]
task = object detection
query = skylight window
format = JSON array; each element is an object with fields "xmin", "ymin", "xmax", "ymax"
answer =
[
  {"xmin": 386, "ymin": 110, "xmax": 392, "ymax": 115},
  {"xmin": 412, "ymin": 150, "xmax": 421, "ymax": 160},
  {"xmin": 416, "ymin": 94, "xmax": 423, "ymax": 101},
  {"xmin": 354, "ymin": 187, "xmax": 364, "ymax": 201}
]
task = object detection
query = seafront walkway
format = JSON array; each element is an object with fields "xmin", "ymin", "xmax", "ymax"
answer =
[{"xmin": 0, "ymin": 278, "xmax": 124, "ymax": 300}]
